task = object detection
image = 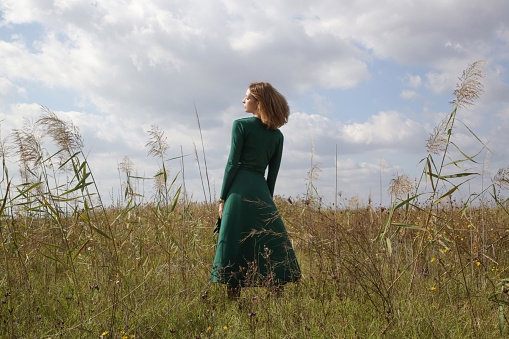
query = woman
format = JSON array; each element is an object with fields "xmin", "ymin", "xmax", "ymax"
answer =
[{"xmin": 210, "ymin": 82, "xmax": 301, "ymax": 299}]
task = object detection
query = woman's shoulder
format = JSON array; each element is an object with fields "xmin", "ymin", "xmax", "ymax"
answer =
[
  {"xmin": 233, "ymin": 117, "xmax": 283, "ymax": 137},
  {"xmin": 234, "ymin": 116, "xmax": 258, "ymax": 124},
  {"xmin": 232, "ymin": 116, "xmax": 261, "ymax": 129}
]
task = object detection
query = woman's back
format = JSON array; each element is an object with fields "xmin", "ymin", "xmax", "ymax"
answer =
[{"xmin": 235, "ymin": 116, "xmax": 283, "ymax": 175}]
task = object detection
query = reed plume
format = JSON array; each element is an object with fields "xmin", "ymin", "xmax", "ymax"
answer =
[
  {"xmin": 494, "ymin": 166, "xmax": 509, "ymax": 189},
  {"xmin": 451, "ymin": 60, "xmax": 486, "ymax": 108},
  {"xmin": 425, "ymin": 117, "xmax": 449, "ymax": 155},
  {"xmin": 387, "ymin": 174, "xmax": 414, "ymax": 199},
  {"xmin": 37, "ymin": 106, "xmax": 84, "ymax": 154},
  {"xmin": 11, "ymin": 118, "xmax": 45, "ymax": 170},
  {"xmin": 146, "ymin": 125, "xmax": 170, "ymax": 159}
]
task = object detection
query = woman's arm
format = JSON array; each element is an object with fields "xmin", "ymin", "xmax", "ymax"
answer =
[
  {"xmin": 266, "ymin": 134, "xmax": 283, "ymax": 197},
  {"xmin": 219, "ymin": 120, "xmax": 244, "ymax": 201}
]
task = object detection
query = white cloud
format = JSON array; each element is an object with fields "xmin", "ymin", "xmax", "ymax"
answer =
[
  {"xmin": 230, "ymin": 31, "xmax": 272, "ymax": 52},
  {"xmin": 425, "ymin": 71, "xmax": 455, "ymax": 94},
  {"xmin": 340, "ymin": 111, "xmax": 426, "ymax": 152},
  {"xmin": 0, "ymin": 77, "xmax": 26, "ymax": 100},
  {"xmin": 404, "ymin": 74, "xmax": 422, "ymax": 88},
  {"xmin": 400, "ymin": 90, "xmax": 418, "ymax": 100},
  {"xmin": 303, "ymin": 0, "xmax": 508, "ymax": 66}
]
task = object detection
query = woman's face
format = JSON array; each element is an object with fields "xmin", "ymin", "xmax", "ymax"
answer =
[{"xmin": 242, "ymin": 89, "xmax": 259, "ymax": 115}]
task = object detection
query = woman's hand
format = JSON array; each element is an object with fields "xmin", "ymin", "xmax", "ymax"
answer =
[{"xmin": 218, "ymin": 202, "xmax": 224, "ymax": 219}]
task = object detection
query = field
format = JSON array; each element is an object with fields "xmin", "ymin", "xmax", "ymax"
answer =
[{"xmin": 2, "ymin": 61, "xmax": 509, "ymax": 338}]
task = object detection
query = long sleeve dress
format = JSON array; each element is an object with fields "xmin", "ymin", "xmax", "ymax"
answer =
[{"xmin": 210, "ymin": 116, "xmax": 301, "ymax": 287}]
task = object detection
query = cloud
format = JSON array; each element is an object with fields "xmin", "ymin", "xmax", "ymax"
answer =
[
  {"xmin": 425, "ymin": 71, "xmax": 455, "ymax": 94},
  {"xmin": 304, "ymin": 0, "xmax": 508, "ymax": 64},
  {"xmin": 282, "ymin": 111, "xmax": 426, "ymax": 159},
  {"xmin": 340, "ymin": 111, "xmax": 426, "ymax": 152},
  {"xmin": 230, "ymin": 31, "xmax": 272, "ymax": 52},
  {"xmin": 404, "ymin": 74, "xmax": 422, "ymax": 88},
  {"xmin": 400, "ymin": 90, "xmax": 418, "ymax": 100},
  {"xmin": 0, "ymin": 0, "xmax": 371, "ymax": 127},
  {"xmin": 0, "ymin": 77, "xmax": 26, "ymax": 101}
]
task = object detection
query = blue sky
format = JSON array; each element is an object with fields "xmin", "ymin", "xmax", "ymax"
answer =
[{"xmin": 1, "ymin": 0, "xmax": 508, "ymax": 205}]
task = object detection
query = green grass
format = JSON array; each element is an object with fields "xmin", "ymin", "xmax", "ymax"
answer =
[{"xmin": 0, "ymin": 200, "xmax": 507, "ymax": 338}]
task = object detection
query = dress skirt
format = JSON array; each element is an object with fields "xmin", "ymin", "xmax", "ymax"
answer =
[{"xmin": 210, "ymin": 169, "xmax": 301, "ymax": 287}]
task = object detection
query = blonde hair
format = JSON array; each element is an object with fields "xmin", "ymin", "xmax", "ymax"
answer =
[{"xmin": 249, "ymin": 82, "xmax": 289, "ymax": 130}]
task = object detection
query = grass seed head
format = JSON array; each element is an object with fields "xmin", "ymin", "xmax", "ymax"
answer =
[
  {"xmin": 494, "ymin": 166, "xmax": 509, "ymax": 189},
  {"xmin": 451, "ymin": 60, "xmax": 486, "ymax": 108},
  {"xmin": 37, "ymin": 106, "xmax": 84, "ymax": 153},
  {"xmin": 146, "ymin": 125, "xmax": 170, "ymax": 158},
  {"xmin": 388, "ymin": 174, "xmax": 414, "ymax": 199},
  {"xmin": 425, "ymin": 117, "xmax": 449, "ymax": 155}
]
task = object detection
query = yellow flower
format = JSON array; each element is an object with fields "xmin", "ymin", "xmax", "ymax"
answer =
[
  {"xmin": 223, "ymin": 326, "xmax": 228, "ymax": 330},
  {"xmin": 123, "ymin": 336, "xmax": 128, "ymax": 339},
  {"xmin": 431, "ymin": 287, "xmax": 436, "ymax": 290},
  {"xmin": 431, "ymin": 257, "xmax": 436, "ymax": 263},
  {"xmin": 207, "ymin": 327, "xmax": 212, "ymax": 331},
  {"xmin": 102, "ymin": 331, "xmax": 109, "ymax": 336},
  {"xmin": 476, "ymin": 261, "xmax": 481, "ymax": 266},
  {"xmin": 467, "ymin": 224, "xmax": 471, "ymax": 228}
]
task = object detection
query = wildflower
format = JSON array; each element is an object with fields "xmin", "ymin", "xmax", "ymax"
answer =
[
  {"xmin": 476, "ymin": 262, "xmax": 481, "ymax": 266},
  {"xmin": 223, "ymin": 326, "xmax": 228, "ymax": 330},
  {"xmin": 37, "ymin": 315, "xmax": 42, "ymax": 319},
  {"xmin": 431, "ymin": 257, "xmax": 436, "ymax": 263},
  {"xmin": 431, "ymin": 287, "xmax": 436, "ymax": 291},
  {"xmin": 102, "ymin": 331, "xmax": 109, "ymax": 336},
  {"xmin": 207, "ymin": 327, "xmax": 212, "ymax": 331}
]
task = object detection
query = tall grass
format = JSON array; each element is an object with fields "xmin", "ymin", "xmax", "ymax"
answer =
[{"xmin": 0, "ymin": 61, "xmax": 508, "ymax": 338}]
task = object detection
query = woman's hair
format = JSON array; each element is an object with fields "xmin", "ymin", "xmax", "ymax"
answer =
[{"xmin": 249, "ymin": 82, "xmax": 289, "ymax": 130}]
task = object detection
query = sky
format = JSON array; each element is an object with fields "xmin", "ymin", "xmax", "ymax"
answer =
[{"xmin": 0, "ymin": 0, "xmax": 508, "ymax": 206}]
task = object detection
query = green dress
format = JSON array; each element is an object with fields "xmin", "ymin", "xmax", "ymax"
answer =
[{"xmin": 210, "ymin": 116, "xmax": 301, "ymax": 287}]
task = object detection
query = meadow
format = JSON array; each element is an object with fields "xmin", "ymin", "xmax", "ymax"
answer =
[{"xmin": 1, "ymin": 61, "xmax": 509, "ymax": 338}]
